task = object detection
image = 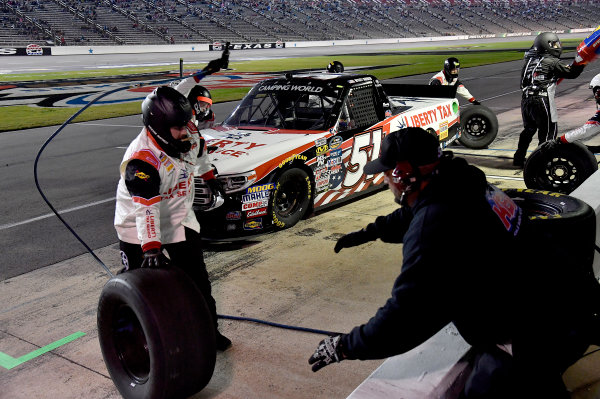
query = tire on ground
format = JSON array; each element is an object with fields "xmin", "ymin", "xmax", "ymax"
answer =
[
  {"xmin": 523, "ymin": 141, "xmax": 598, "ymax": 194},
  {"xmin": 270, "ymin": 167, "xmax": 312, "ymax": 229},
  {"xmin": 458, "ymin": 104, "xmax": 498, "ymax": 149},
  {"xmin": 98, "ymin": 267, "xmax": 216, "ymax": 399},
  {"xmin": 503, "ymin": 188, "xmax": 596, "ymax": 280}
]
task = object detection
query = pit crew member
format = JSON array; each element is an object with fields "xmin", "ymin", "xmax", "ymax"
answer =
[
  {"xmin": 429, "ymin": 57, "xmax": 480, "ymax": 104},
  {"xmin": 309, "ymin": 127, "xmax": 598, "ymax": 397},
  {"xmin": 514, "ymin": 32, "xmax": 585, "ymax": 167}
]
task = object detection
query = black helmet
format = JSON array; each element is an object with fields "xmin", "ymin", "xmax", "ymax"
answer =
[
  {"xmin": 443, "ymin": 57, "xmax": 460, "ymax": 81},
  {"xmin": 142, "ymin": 86, "xmax": 192, "ymax": 157},
  {"xmin": 326, "ymin": 61, "xmax": 344, "ymax": 73},
  {"xmin": 533, "ymin": 32, "xmax": 562, "ymax": 57},
  {"xmin": 187, "ymin": 85, "xmax": 212, "ymax": 120}
]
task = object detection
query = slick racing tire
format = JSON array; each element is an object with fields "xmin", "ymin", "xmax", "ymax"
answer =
[
  {"xmin": 97, "ymin": 267, "xmax": 216, "ymax": 399},
  {"xmin": 271, "ymin": 168, "xmax": 312, "ymax": 229},
  {"xmin": 524, "ymin": 141, "xmax": 598, "ymax": 194},
  {"xmin": 458, "ymin": 104, "xmax": 498, "ymax": 149}
]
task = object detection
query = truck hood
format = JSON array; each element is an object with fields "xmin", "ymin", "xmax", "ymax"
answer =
[{"xmin": 201, "ymin": 126, "xmax": 326, "ymax": 178}]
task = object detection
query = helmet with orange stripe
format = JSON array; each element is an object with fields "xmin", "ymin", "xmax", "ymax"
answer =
[{"xmin": 187, "ymin": 85, "xmax": 213, "ymax": 121}]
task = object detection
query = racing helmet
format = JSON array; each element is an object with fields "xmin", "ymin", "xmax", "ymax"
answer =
[
  {"xmin": 533, "ymin": 32, "xmax": 562, "ymax": 57},
  {"xmin": 591, "ymin": 73, "xmax": 600, "ymax": 105},
  {"xmin": 142, "ymin": 86, "xmax": 193, "ymax": 157},
  {"xmin": 443, "ymin": 57, "xmax": 460, "ymax": 81},
  {"xmin": 187, "ymin": 85, "xmax": 213, "ymax": 120},
  {"xmin": 326, "ymin": 61, "xmax": 344, "ymax": 73}
]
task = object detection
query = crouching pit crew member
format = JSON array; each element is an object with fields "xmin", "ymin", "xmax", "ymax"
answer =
[
  {"xmin": 114, "ymin": 86, "xmax": 231, "ymax": 351},
  {"xmin": 309, "ymin": 127, "xmax": 599, "ymax": 397}
]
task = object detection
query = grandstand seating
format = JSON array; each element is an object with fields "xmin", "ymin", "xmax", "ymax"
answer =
[{"xmin": 0, "ymin": 0, "xmax": 597, "ymax": 47}]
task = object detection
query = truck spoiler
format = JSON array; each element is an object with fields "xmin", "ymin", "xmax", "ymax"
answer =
[{"xmin": 382, "ymin": 83, "xmax": 458, "ymax": 99}]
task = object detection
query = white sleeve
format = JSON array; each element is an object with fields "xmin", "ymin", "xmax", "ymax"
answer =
[
  {"xmin": 456, "ymin": 83, "xmax": 475, "ymax": 102},
  {"xmin": 564, "ymin": 120, "xmax": 600, "ymax": 143},
  {"xmin": 175, "ymin": 75, "xmax": 202, "ymax": 98}
]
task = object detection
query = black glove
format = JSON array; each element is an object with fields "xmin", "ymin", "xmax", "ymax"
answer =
[
  {"xmin": 334, "ymin": 228, "xmax": 374, "ymax": 253},
  {"xmin": 207, "ymin": 177, "xmax": 225, "ymax": 197},
  {"xmin": 471, "ymin": 100, "xmax": 481, "ymax": 105},
  {"xmin": 308, "ymin": 335, "xmax": 346, "ymax": 372},
  {"xmin": 543, "ymin": 137, "xmax": 563, "ymax": 150},
  {"xmin": 202, "ymin": 42, "xmax": 230, "ymax": 75},
  {"xmin": 141, "ymin": 248, "xmax": 170, "ymax": 268}
]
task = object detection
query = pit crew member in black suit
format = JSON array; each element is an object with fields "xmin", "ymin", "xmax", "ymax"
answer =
[
  {"xmin": 308, "ymin": 127, "xmax": 598, "ymax": 398},
  {"xmin": 513, "ymin": 32, "xmax": 585, "ymax": 167}
]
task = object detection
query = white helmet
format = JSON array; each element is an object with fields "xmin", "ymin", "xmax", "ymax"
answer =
[{"xmin": 590, "ymin": 73, "xmax": 600, "ymax": 105}]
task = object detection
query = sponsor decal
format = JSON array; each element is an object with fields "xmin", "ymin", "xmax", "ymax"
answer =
[
  {"xmin": 385, "ymin": 109, "xmax": 392, "ymax": 118},
  {"xmin": 244, "ymin": 218, "xmax": 264, "ymax": 230},
  {"xmin": 135, "ymin": 171, "xmax": 150, "ymax": 181},
  {"xmin": 328, "ymin": 156, "xmax": 342, "ymax": 167},
  {"xmin": 316, "ymin": 144, "xmax": 329, "ymax": 156},
  {"xmin": 257, "ymin": 84, "xmax": 323, "ymax": 93},
  {"xmin": 207, "ymin": 139, "xmax": 266, "ymax": 158},
  {"xmin": 210, "ymin": 42, "xmax": 286, "ymax": 51},
  {"xmin": 402, "ymin": 104, "xmax": 453, "ymax": 128},
  {"xmin": 226, "ymin": 211, "xmax": 242, "ymax": 220},
  {"xmin": 279, "ymin": 154, "xmax": 308, "ymax": 168},
  {"xmin": 330, "ymin": 149, "xmax": 342, "ymax": 158},
  {"xmin": 242, "ymin": 191, "xmax": 270, "ymax": 203},
  {"xmin": 247, "ymin": 183, "xmax": 274, "ymax": 194},
  {"xmin": 242, "ymin": 199, "xmax": 269, "ymax": 211},
  {"xmin": 329, "ymin": 163, "xmax": 345, "ymax": 189},
  {"xmin": 26, "ymin": 44, "xmax": 43, "ymax": 56},
  {"xmin": 315, "ymin": 137, "xmax": 327, "ymax": 147},
  {"xmin": 159, "ymin": 153, "xmax": 174, "ymax": 172},
  {"xmin": 439, "ymin": 121, "xmax": 449, "ymax": 140},
  {"xmin": 452, "ymin": 101, "xmax": 459, "ymax": 114},
  {"xmin": 0, "ymin": 47, "xmax": 17, "ymax": 55},
  {"xmin": 316, "ymin": 154, "xmax": 327, "ymax": 168},
  {"xmin": 246, "ymin": 207, "xmax": 268, "ymax": 218},
  {"xmin": 329, "ymin": 135, "xmax": 343, "ymax": 150}
]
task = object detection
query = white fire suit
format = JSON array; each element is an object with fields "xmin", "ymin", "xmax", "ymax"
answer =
[
  {"xmin": 114, "ymin": 76, "xmax": 215, "ymax": 250},
  {"xmin": 560, "ymin": 110, "xmax": 600, "ymax": 143},
  {"xmin": 429, "ymin": 70, "xmax": 477, "ymax": 103}
]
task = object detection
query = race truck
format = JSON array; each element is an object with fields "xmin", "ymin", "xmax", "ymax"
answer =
[{"xmin": 193, "ymin": 71, "xmax": 495, "ymax": 239}]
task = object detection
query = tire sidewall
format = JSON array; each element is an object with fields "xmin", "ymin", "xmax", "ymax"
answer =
[
  {"xmin": 524, "ymin": 141, "xmax": 598, "ymax": 194},
  {"xmin": 270, "ymin": 167, "xmax": 312, "ymax": 229},
  {"xmin": 458, "ymin": 104, "xmax": 498, "ymax": 149},
  {"xmin": 98, "ymin": 267, "xmax": 216, "ymax": 399}
]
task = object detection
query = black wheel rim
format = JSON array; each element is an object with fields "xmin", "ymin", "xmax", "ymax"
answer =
[
  {"xmin": 464, "ymin": 116, "xmax": 488, "ymax": 138},
  {"xmin": 113, "ymin": 304, "xmax": 150, "ymax": 384},
  {"xmin": 543, "ymin": 156, "xmax": 579, "ymax": 192},
  {"xmin": 274, "ymin": 178, "xmax": 306, "ymax": 217}
]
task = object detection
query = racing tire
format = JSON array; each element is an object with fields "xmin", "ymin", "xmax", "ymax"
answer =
[
  {"xmin": 97, "ymin": 267, "xmax": 216, "ymax": 399},
  {"xmin": 458, "ymin": 104, "xmax": 498, "ymax": 149},
  {"xmin": 523, "ymin": 141, "xmax": 598, "ymax": 194},
  {"xmin": 270, "ymin": 168, "xmax": 312, "ymax": 229}
]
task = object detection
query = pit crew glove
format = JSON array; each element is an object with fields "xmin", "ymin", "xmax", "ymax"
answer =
[
  {"xmin": 308, "ymin": 334, "xmax": 346, "ymax": 372},
  {"xmin": 334, "ymin": 228, "xmax": 376, "ymax": 253},
  {"xmin": 207, "ymin": 177, "xmax": 226, "ymax": 197},
  {"xmin": 471, "ymin": 99, "xmax": 481, "ymax": 105},
  {"xmin": 141, "ymin": 248, "xmax": 170, "ymax": 268},
  {"xmin": 202, "ymin": 42, "xmax": 230, "ymax": 75}
]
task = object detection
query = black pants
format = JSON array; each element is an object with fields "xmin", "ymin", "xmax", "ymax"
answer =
[
  {"xmin": 515, "ymin": 95, "xmax": 557, "ymax": 162},
  {"xmin": 119, "ymin": 228, "xmax": 218, "ymax": 330}
]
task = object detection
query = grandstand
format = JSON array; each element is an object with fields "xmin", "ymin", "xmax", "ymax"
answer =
[{"xmin": 0, "ymin": 0, "xmax": 598, "ymax": 47}]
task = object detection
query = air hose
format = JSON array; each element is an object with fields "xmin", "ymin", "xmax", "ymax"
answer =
[{"xmin": 33, "ymin": 76, "xmax": 338, "ymax": 337}]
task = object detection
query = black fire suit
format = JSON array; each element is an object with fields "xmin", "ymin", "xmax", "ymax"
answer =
[
  {"xmin": 340, "ymin": 154, "xmax": 596, "ymax": 397},
  {"xmin": 514, "ymin": 49, "xmax": 584, "ymax": 164}
]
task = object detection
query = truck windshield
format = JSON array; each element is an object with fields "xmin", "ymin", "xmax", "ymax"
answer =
[{"xmin": 223, "ymin": 84, "xmax": 341, "ymax": 130}]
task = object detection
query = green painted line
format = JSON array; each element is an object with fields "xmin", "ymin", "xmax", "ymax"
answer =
[{"xmin": 0, "ymin": 331, "xmax": 86, "ymax": 370}]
